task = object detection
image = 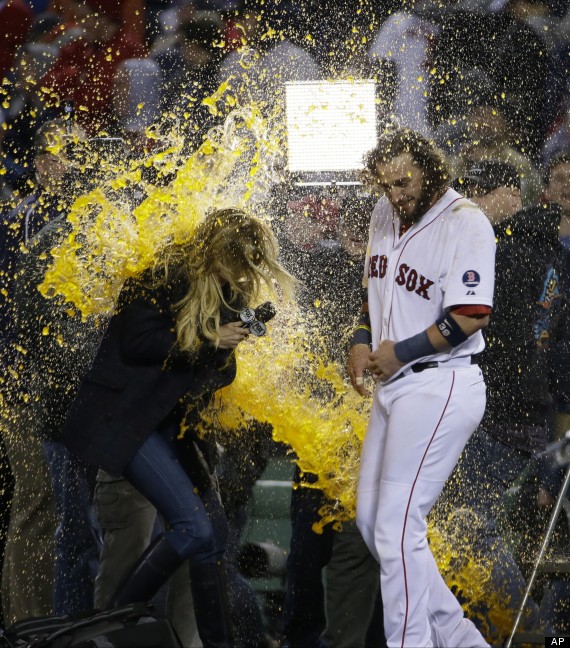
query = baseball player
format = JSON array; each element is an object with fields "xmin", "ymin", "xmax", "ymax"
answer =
[{"xmin": 347, "ymin": 129, "xmax": 496, "ymax": 648}]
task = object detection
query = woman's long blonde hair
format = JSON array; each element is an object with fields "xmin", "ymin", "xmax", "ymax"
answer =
[{"xmin": 157, "ymin": 208, "xmax": 294, "ymax": 352}]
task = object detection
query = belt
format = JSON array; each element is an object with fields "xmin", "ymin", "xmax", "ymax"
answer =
[{"xmin": 390, "ymin": 355, "xmax": 479, "ymax": 383}]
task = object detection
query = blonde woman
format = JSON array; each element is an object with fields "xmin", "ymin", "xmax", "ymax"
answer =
[{"xmin": 60, "ymin": 209, "xmax": 293, "ymax": 648}]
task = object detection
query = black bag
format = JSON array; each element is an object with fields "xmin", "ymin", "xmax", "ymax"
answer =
[{"xmin": 0, "ymin": 603, "xmax": 183, "ymax": 648}]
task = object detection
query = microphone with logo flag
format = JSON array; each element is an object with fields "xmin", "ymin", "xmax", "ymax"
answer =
[{"xmin": 239, "ymin": 302, "xmax": 276, "ymax": 337}]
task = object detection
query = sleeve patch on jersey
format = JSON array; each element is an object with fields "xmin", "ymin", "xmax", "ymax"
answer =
[{"xmin": 462, "ymin": 270, "xmax": 480, "ymax": 288}]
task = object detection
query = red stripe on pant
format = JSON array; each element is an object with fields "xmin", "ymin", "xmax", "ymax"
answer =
[{"xmin": 400, "ymin": 372, "xmax": 456, "ymax": 648}]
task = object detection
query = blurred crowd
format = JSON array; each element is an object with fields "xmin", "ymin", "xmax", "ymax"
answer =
[
  {"xmin": 0, "ymin": 0, "xmax": 568, "ymax": 200},
  {"xmin": 0, "ymin": 0, "xmax": 569, "ymax": 647}
]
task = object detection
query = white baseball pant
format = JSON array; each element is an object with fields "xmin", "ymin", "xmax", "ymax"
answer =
[{"xmin": 356, "ymin": 364, "xmax": 490, "ymax": 648}]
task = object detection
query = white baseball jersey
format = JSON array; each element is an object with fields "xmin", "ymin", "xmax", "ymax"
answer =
[{"xmin": 364, "ymin": 188, "xmax": 496, "ymax": 371}]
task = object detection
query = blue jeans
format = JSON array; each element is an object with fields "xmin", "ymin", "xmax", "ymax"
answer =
[
  {"xmin": 122, "ymin": 426, "xmax": 226, "ymax": 563},
  {"xmin": 42, "ymin": 441, "xmax": 101, "ymax": 615},
  {"xmin": 440, "ymin": 428, "xmax": 541, "ymax": 638}
]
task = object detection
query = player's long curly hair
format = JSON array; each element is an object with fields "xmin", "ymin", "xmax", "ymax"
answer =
[
  {"xmin": 157, "ymin": 208, "xmax": 294, "ymax": 352},
  {"xmin": 363, "ymin": 128, "xmax": 450, "ymax": 194}
]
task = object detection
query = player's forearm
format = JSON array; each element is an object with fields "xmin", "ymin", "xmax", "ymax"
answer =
[
  {"xmin": 394, "ymin": 312, "xmax": 489, "ymax": 363},
  {"xmin": 349, "ymin": 299, "xmax": 371, "ymax": 348}
]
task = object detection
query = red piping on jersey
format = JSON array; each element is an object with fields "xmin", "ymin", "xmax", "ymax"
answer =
[
  {"xmin": 400, "ymin": 371, "xmax": 456, "ymax": 648},
  {"xmin": 386, "ymin": 197, "xmax": 463, "ymax": 334}
]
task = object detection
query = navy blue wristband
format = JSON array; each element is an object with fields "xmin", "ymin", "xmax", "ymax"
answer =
[
  {"xmin": 350, "ymin": 308, "xmax": 372, "ymax": 347},
  {"xmin": 435, "ymin": 313, "xmax": 468, "ymax": 347},
  {"xmin": 350, "ymin": 325, "xmax": 372, "ymax": 348},
  {"xmin": 394, "ymin": 330, "xmax": 436, "ymax": 364}
]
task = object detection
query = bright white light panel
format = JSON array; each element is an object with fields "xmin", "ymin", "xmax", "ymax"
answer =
[{"xmin": 285, "ymin": 80, "xmax": 377, "ymax": 173}]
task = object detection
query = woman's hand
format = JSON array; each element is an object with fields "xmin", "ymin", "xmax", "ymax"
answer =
[{"xmin": 217, "ymin": 321, "xmax": 250, "ymax": 349}]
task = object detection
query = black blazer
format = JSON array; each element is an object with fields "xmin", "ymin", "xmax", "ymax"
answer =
[{"xmin": 61, "ymin": 276, "xmax": 238, "ymax": 475}]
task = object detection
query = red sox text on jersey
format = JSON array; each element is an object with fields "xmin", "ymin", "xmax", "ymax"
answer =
[{"xmin": 368, "ymin": 255, "xmax": 435, "ymax": 300}]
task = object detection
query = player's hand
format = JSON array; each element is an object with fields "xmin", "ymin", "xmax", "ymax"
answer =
[
  {"xmin": 217, "ymin": 321, "xmax": 250, "ymax": 349},
  {"xmin": 347, "ymin": 343, "xmax": 372, "ymax": 396},
  {"xmin": 368, "ymin": 340, "xmax": 404, "ymax": 382}
]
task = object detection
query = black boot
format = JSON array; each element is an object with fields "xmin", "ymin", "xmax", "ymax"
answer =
[
  {"xmin": 190, "ymin": 561, "xmax": 235, "ymax": 648},
  {"xmin": 111, "ymin": 535, "xmax": 186, "ymax": 607}
]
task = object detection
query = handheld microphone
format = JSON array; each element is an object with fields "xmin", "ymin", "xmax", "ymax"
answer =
[{"xmin": 239, "ymin": 301, "xmax": 276, "ymax": 337}]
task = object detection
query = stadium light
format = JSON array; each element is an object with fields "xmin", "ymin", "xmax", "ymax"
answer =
[{"xmin": 285, "ymin": 80, "xmax": 377, "ymax": 185}]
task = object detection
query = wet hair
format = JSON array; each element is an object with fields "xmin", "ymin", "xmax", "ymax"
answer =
[
  {"xmin": 364, "ymin": 129, "xmax": 450, "ymax": 195},
  {"xmin": 158, "ymin": 208, "xmax": 295, "ymax": 352},
  {"xmin": 543, "ymin": 152, "xmax": 570, "ymax": 186}
]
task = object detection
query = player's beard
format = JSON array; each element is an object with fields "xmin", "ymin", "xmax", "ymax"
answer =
[{"xmin": 398, "ymin": 182, "xmax": 440, "ymax": 225}]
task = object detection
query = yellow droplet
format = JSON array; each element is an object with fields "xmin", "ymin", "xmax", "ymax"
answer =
[
  {"xmin": 314, "ymin": 299, "xmax": 321, "ymax": 308},
  {"xmin": 42, "ymin": 326, "xmax": 50, "ymax": 336}
]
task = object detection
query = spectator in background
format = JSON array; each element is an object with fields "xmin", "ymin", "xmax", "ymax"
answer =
[
  {"xmin": 430, "ymin": 0, "xmax": 559, "ymax": 160},
  {"xmin": 543, "ymin": 152, "xmax": 570, "ymax": 250},
  {"xmin": 3, "ymin": 118, "xmax": 113, "ymax": 622},
  {"xmin": 451, "ymin": 94, "xmax": 543, "ymax": 206},
  {"xmin": 276, "ymin": 191, "xmax": 384, "ymax": 648},
  {"xmin": 217, "ymin": 1, "xmax": 321, "ymax": 122},
  {"xmin": 437, "ymin": 160, "xmax": 569, "ymax": 644},
  {"xmin": 541, "ymin": 100, "xmax": 570, "ymax": 168},
  {"xmin": 41, "ymin": 0, "xmax": 146, "ymax": 135},
  {"xmin": 0, "ymin": 0, "xmax": 33, "ymax": 79},
  {"xmin": 1, "ymin": 41, "xmax": 60, "ymax": 194},
  {"xmin": 367, "ymin": 0, "xmax": 439, "ymax": 138},
  {"xmin": 112, "ymin": 57, "xmax": 163, "ymax": 153},
  {"xmin": 488, "ymin": 0, "xmax": 567, "ymax": 134},
  {"xmin": 542, "ymin": 152, "xmax": 570, "ymax": 445},
  {"xmin": 156, "ymin": 11, "xmax": 226, "ymax": 149},
  {"xmin": 0, "ymin": 117, "xmax": 90, "ymax": 626},
  {"xmin": 214, "ymin": 420, "xmax": 283, "ymax": 648}
]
